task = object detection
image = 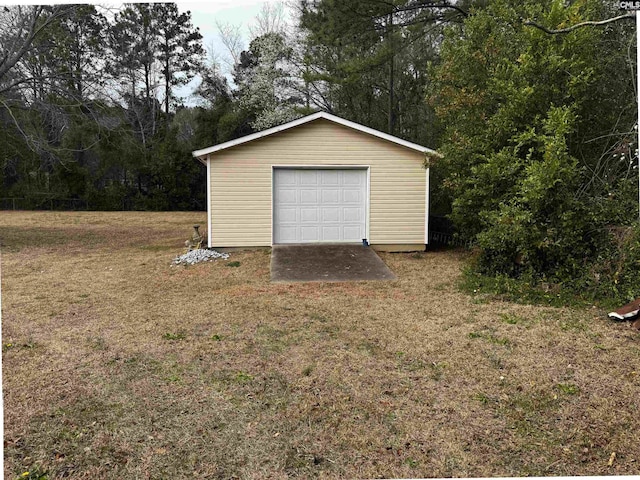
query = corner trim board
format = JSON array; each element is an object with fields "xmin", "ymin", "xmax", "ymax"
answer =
[
  {"xmin": 425, "ymin": 167, "xmax": 430, "ymax": 245},
  {"xmin": 207, "ymin": 157, "xmax": 212, "ymax": 248}
]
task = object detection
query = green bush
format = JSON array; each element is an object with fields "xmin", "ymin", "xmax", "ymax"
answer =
[
  {"xmin": 474, "ymin": 107, "xmax": 599, "ymax": 280},
  {"xmin": 430, "ymin": 0, "xmax": 638, "ymax": 305},
  {"xmin": 463, "ymin": 225, "xmax": 640, "ymax": 307},
  {"xmin": 578, "ymin": 225, "xmax": 640, "ymax": 304}
]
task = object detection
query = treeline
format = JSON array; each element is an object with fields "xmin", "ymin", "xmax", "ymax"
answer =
[
  {"xmin": 0, "ymin": 1, "xmax": 449, "ymax": 211},
  {"xmin": 0, "ymin": 4, "xmax": 211, "ymax": 210},
  {"xmin": 2, "ymin": 1, "xmax": 640, "ymax": 301}
]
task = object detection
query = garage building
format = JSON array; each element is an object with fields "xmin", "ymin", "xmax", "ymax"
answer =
[{"xmin": 192, "ymin": 111, "xmax": 436, "ymax": 252}]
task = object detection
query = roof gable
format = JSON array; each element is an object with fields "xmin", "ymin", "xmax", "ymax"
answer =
[{"xmin": 192, "ymin": 111, "xmax": 437, "ymax": 160}]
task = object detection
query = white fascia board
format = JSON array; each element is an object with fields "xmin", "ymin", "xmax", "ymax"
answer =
[
  {"xmin": 324, "ymin": 113, "xmax": 439, "ymax": 156},
  {"xmin": 192, "ymin": 112, "xmax": 324, "ymax": 158},
  {"xmin": 191, "ymin": 111, "xmax": 439, "ymax": 159}
]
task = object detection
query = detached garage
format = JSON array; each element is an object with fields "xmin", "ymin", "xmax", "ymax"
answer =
[{"xmin": 192, "ymin": 112, "xmax": 436, "ymax": 252}]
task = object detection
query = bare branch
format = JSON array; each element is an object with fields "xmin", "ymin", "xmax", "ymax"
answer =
[
  {"xmin": 523, "ymin": 13, "xmax": 635, "ymax": 34},
  {"xmin": 0, "ymin": 5, "xmax": 73, "ymax": 86},
  {"xmin": 0, "ymin": 96, "xmax": 39, "ymax": 153},
  {"xmin": 216, "ymin": 20, "xmax": 243, "ymax": 68},
  {"xmin": 249, "ymin": 2, "xmax": 288, "ymax": 38}
]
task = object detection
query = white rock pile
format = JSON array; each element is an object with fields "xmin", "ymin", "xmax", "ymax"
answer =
[{"xmin": 173, "ymin": 248, "xmax": 230, "ymax": 266}]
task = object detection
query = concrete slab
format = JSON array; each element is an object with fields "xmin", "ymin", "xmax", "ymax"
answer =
[{"xmin": 270, "ymin": 244, "xmax": 396, "ymax": 283}]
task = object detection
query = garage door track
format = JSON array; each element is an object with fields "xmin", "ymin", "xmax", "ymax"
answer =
[{"xmin": 271, "ymin": 244, "xmax": 396, "ymax": 282}]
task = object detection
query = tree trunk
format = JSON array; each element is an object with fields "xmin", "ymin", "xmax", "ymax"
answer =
[
  {"xmin": 305, "ymin": 63, "xmax": 310, "ymax": 109},
  {"xmin": 144, "ymin": 63, "xmax": 150, "ymax": 99},
  {"xmin": 388, "ymin": 12, "xmax": 396, "ymax": 135},
  {"xmin": 164, "ymin": 39, "xmax": 170, "ymax": 115},
  {"xmin": 165, "ymin": 68, "xmax": 170, "ymax": 114}
]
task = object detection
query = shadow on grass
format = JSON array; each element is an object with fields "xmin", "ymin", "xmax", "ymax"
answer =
[
  {"xmin": 0, "ymin": 226, "xmax": 103, "ymax": 252},
  {"xmin": 459, "ymin": 267, "xmax": 601, "ymax": 309}
]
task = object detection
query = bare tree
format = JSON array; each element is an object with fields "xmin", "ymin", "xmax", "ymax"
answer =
[
  {"xmin": 0, "ymin": 5, "xmax": 73, "ymax": 96},
  {"xmin": 216, "ymin": 20, "xmax": 244, "ymax": 69},
  {"xmin": 250, "ymin": 2, "xmax": 288, "ymax": 37},
  {"xmin": 205, "ymin": 39, "xmax": 222, "ymax": 72}
]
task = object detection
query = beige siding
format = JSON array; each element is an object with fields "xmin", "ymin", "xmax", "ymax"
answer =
[{"xmin": 209, "ymin": 119, "xmax": 426, "ymax": 247}]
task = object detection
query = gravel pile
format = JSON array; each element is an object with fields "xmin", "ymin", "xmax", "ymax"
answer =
[{"xmin": 173, "ymin": 248, "xmax": 229, "ymax": 265}]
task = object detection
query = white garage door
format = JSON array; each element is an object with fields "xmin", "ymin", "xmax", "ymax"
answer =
[{"xmin": 273, "ymin": 168, "xmax": 367, "ymax": 244}]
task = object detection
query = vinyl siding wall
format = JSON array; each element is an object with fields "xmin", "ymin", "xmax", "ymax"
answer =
[{"xmin": 208, "ymin": 119, "xmax": 426, "ymax": 247}]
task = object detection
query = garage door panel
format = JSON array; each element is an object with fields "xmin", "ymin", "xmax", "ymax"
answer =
[
  {"xmin": 300, "ymin": 208, "xmax": 318, "ymax": 222},
  {"xmin": 342, "ymin": 189, "xmax": 361, "ymax": 203},
  {"xmin": 277, "ymin": 208, "xmax": 297, "ymax": 223},
  {"xmin": 343, "ymin": 225, "xmax": 362, "ymax": 239},
  {"xmin": 342, "ymin": 170, "xmax": 363, "ymax": 185},
  {"xmin": 299, "ymin": 170, "xmax": 318, "ymax": 185},
  {"xmin": 274, "ymin": 168, "xmax": 367, "ymax": 244},
  {"xmin": 301, "ymin": 226, "xmax": 320, "ymax": 241},
  {"xmin": 300, "ymin": 189, "xmax": 318, "ymax": 203},
  {"xmin": 278, "ymin": 170, "xmax": 297, "ymax": 185},
  {"xmin": 343, "ymin": 207, "xmax": 362, "ymax": 222},
  {"xmin": 321, "ymin": 189, "xmax": 340, "ymax": 203},
  {"xmin": 321, "ymin": 170, "xmax": 339, "ymax": 185},
  {"xmin": 277, "ymin": 226, "xmax": 298, "ymax": 243},
  {"xmin": 277, "ymin": 189, "xmax": 297, "ymax": 204},
  {"xmin": 322, "ymin": 226, "xmax": 340, "ymax": 241},
  {"xmin": 322, "ymin": 207, "xmax": 340, "ymax": 222}
]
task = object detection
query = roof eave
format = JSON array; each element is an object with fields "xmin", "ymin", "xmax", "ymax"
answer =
[
  {"xmin": 191, "ymin": 111, "xmax": 440, "ymax": 159},
  {"xmin": 193, "ymin": 153, "xmax": 208, "ymax": 165}
]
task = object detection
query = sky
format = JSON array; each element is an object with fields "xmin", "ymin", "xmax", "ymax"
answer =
[
  {"xmin": 179, "ymin": 0, "xmax": 289, "ymax": 59},
  {"xmin": 175, "ymin": 0, "xmax": 294, "ymax": 104},
  {"xmin": 0, "ymin": 0, "xmax": 292, "ymax": 105}
]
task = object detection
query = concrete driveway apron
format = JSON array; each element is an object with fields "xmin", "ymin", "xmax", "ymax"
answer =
[{"xmin": 270, "ymin": 244, "xmax": 396, "ymax": 283}]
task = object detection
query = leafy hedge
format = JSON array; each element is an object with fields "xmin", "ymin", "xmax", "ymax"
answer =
[{"xmin": 430, "ymin": 0, "xmax": 640, "ymax": 304}]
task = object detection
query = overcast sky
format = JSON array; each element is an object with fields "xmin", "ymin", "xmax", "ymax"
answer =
[
  {"xmin": 180, "ymin": 0, "xmax": 291, "ymax": 56},
  {"xmin": 176, "ymin": 0, "xmax": 294, "ymax": 105},
  {"xmin": 0, "ymin": 0, "xmax": 292, "ymax": 106}
]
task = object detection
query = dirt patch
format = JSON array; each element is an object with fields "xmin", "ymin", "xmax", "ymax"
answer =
[{"xmin": 1, "ymin": 211, "xmax": 639, "ymax": 478}]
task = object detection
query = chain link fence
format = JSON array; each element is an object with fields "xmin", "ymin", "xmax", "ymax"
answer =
[
  {"xmin": 0, "ymin": 197, "xmax": 89, "ymax": 210},
  {"xmin": 429, "ymin": 215, "xmax": 474, "ymax": 248}
]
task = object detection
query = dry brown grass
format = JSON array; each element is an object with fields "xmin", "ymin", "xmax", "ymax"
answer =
[{"xmin": 1, "ymin": 211, "xmax": 639, "ymax": 479}]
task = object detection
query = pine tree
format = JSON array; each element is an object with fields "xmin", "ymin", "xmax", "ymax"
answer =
[{"xmin": 155, "ymin": 3, "xmax": 204, "ymax": 115}]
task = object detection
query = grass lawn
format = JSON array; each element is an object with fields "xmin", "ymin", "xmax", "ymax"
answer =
[{"xmin": 1, "ymin": 211, "xmax": 639, "ymax": 479}]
